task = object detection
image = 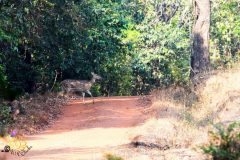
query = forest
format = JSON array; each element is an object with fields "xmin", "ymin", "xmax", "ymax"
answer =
[
  {"xmin": 0, "ymin": 0, "xmax": 239, "ymax": 99},
  {"xmin": 0, "ymin": 1, "xmax": 240, "ymax": 159}
]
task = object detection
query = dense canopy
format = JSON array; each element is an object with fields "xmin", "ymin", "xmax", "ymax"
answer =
[{"xmin": 0, "ymin": 0, "xmax": 239, "ymax": 99}]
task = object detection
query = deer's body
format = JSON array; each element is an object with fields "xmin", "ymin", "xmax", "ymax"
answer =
[
  {"xmin": 61, "ymin": 73, "xmax": 101, "ymax": 103},
  {"xmin": 61, "ymin": 80, "xmax": 94, "ymax": 93}
]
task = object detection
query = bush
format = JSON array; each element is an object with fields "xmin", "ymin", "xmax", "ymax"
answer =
[
  {"xmin": 0, "ymin": 104, "xmax": 12, "ymax": 125},
  {"xmin": 104, "ymin": 153, "xmax": 124, "ymax": 160},
  {"xmin": 201, "ymin": 122, "xmax": 240, "ymax": 160},
  {"xmin": 0, "ymin": 104, "xmax": 12, "ymax": 137},
  {"xmin": 0, "ymin": 124, "xmax": 7, "ymax": 137}
]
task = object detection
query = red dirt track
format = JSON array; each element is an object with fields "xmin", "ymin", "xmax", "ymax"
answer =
[{"xmin": 1, "ymin": 96, "xmax": 150, "ymax": 160}]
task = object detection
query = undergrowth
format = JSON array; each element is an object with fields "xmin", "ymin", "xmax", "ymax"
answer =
[
  {"xmin": 0, "ymin": 104, "xmax": 12, "ymax": 136},
  {"xmin": 0, "ymin": 104, "xmax": 12, "ymax": 125},
  {"xmin": 104, "ymin": 153, "xmax": 124, "ymax": 160},
  {"xmin": 201, "ymin": 121, "xmax": 240, "ymax": 160}
]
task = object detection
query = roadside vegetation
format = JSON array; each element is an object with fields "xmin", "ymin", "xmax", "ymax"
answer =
[
  {"xmin": 201, "ymin": 122, "xmax": 240, "ymax": 160},
  {"xmin": 0, "ymin": 0, "xmax": 240, "ymax": 159},
  {"xmin": 107, "ymin": 66, "xmax": 240, "ymax": 159},
  {"xmin": 1, "ymin": 0, "xmax": 239, "ymax": 98}
]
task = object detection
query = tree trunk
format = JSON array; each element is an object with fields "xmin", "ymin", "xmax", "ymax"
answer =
[{"xmin": 190, "ymin": 0, "xmax": 210, "ymax": 78}]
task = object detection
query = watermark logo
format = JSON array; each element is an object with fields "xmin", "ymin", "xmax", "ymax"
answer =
[{"xmin": 0, "ymin": 130, "xmax": 32, "ymax": 156}]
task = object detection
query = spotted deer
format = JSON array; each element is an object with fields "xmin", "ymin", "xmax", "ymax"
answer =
[{"xmin": 60, "ymin": 72, "xmax": 102, "ymax": 103}]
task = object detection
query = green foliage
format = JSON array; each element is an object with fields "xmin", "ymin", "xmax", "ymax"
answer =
[
  {"xmin": 91, "ymin": 84, "xmax": 102, "ymax": 97},
  {"xmin": 0, "ymin": 0, "xmax": 132, "ymax": 97},
  {"xmin": 0, "ymin": 64, "xmax": 7, "ymax": 90},
  {"xmin": 104, "ymin": 153, "xmax": 124, "ymax": 160},
  {"xmin": 210, "ymin": 0, "xmax": 240, "ymax": 68},
  {"xmin": 0, "ymin": 104, "xmax": 12, "ymax": 126},
  {"xmin": 131, "ymin": 0, "xmax": 192, "ymax": 94},
  {"xmin": 0, "ymin": 0, "xmax": 240, "ymax": 97},
  {"xmin": 0, "ymin": 124, "xmax": 7, "ymax": 137},
  {"xmin": 201, "ymin": 122, "xmax": 240, "ymax": 160}
]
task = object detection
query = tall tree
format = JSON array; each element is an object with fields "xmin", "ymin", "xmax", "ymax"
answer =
[{"xmin": 191, "ymin": 0, "xmax": 211, "ymax": 78}]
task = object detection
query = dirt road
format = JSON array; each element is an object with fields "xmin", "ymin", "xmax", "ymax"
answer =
[{"xmin": 2, "ymin": 96, "xmax": 150, "ymax": 160}]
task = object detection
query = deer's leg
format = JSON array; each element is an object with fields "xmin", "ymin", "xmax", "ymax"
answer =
[
  {"xmin": 64, "ymin": 88, "xmax": 69, "ymax": 98},
  {"xmin": 86, "ymin": 90, "xmax": 94, "ymax": 104},
  {"xmin": 61, "ymin": 86, "xmax": 66, "ymax": 97},
  {"xmin": 66, "ymin": 89, "xmax": 73, "ymax": 99},
  {"xmin": 82, "ymin": 92, "xmax": 85, "ymax": 103}
]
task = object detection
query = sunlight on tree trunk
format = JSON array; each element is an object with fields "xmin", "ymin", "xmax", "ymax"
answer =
[{"xmin": 191, "ymin": 0, "xmax": 211, "ymax": 78}]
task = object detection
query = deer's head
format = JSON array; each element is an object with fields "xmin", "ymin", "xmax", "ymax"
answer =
[{"xmin": 91, "ymin": 72, "xmax": 102, "ymax": 80}]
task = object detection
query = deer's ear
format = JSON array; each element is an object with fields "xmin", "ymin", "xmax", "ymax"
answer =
[{"xmin": 91, "ymin": 72, "xmax": 94, "ymax": 75}]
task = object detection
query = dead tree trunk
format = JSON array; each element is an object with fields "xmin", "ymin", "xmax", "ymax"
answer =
[{"xmin": 190, "ymin": 0, "xmax": 211, "ymax": 78}]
